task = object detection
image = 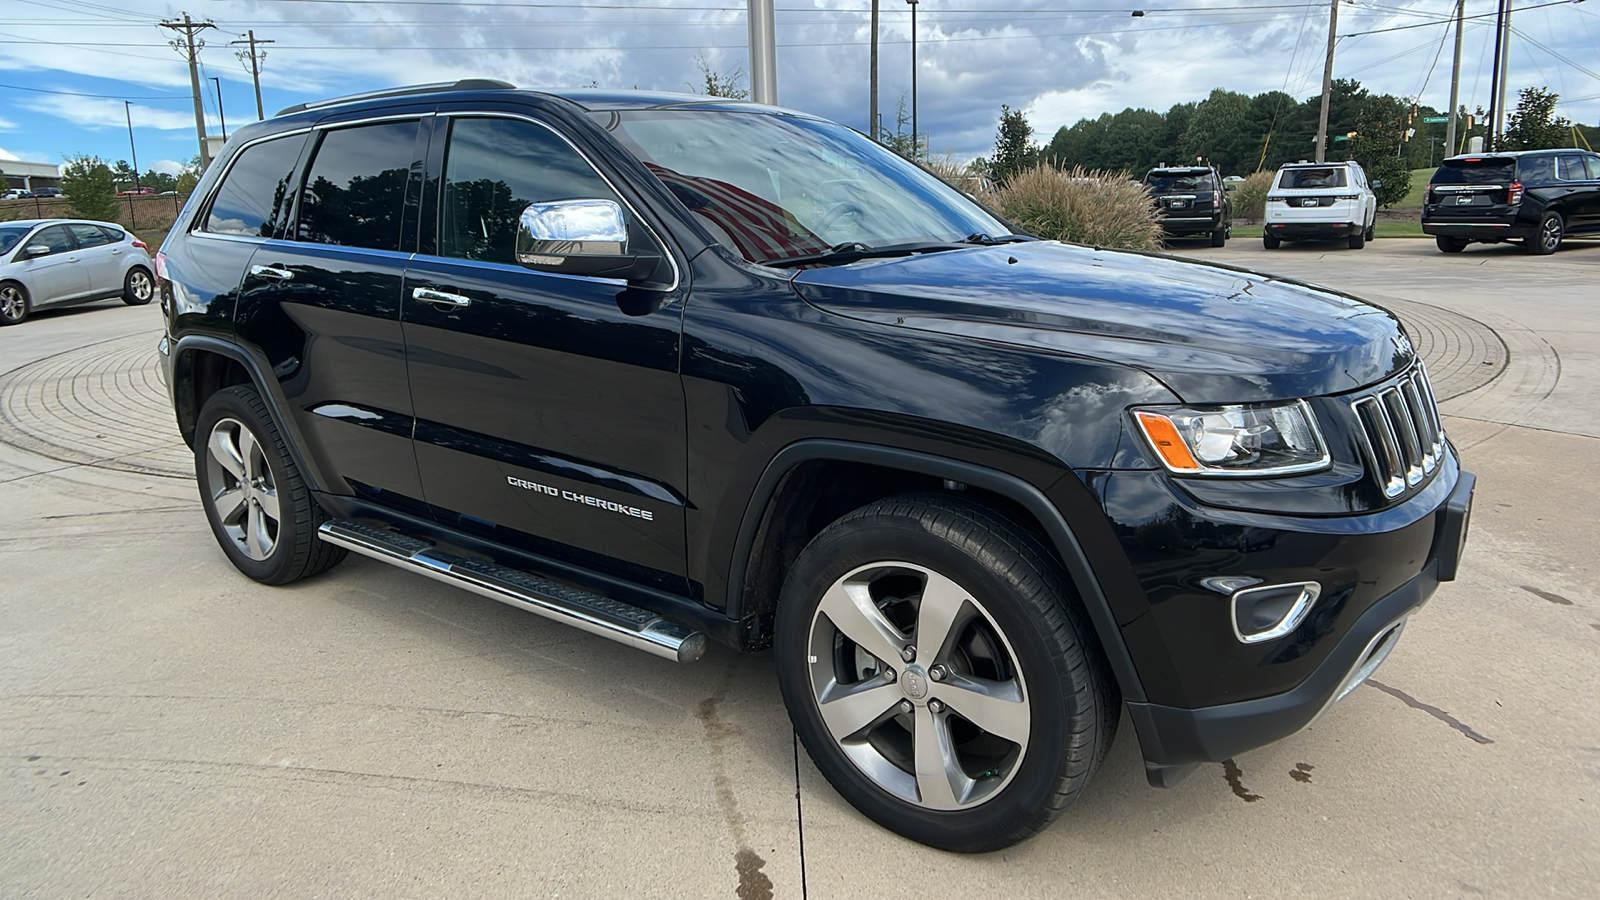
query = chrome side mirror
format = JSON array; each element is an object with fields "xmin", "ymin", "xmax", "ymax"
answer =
[{"xmin": 514, "ymin": 198, "xmax": 664, "ymax": 283}]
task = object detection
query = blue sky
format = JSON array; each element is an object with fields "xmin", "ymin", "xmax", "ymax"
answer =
[{"xmin": 2, "ymin": 0, "xmax": 1597, "ymax": 175}]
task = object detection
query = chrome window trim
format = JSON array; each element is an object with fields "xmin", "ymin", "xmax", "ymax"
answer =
[
  {"xmin": 433, "ymin": 111, "xmax": 683, "ymax": 294},
  {"xmin": 194, "ymin": 127, "xmax": 312, "ymax": 239}
]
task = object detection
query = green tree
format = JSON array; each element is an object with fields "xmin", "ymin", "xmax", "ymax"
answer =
[
  {"xmin": 1346, "ymin": 94, "xmax": 1411, "ymax": 207},
  {"xmin": 1180, "ymin": 88, "xmax": 1252, "ymax": 173},
  {"xmin": 989, "ymin": 104, "xmax": 1038, "ymax": 186},
  {"xmin": 111, "ymin": 159, "xmax": 138, "ymax": 190},
  {"xmin": 1501, "ymin": 86, "xmax": 1572, "ymax": 151},
  {"xmin": 60, "ymin": 154, "xmax": 118, "ymax": 221},
  {"xmin": 175, "ymin": 155, "xmax": 202, "ymax": 194},
  {"xmin": 878, "ymin": 94, "xmax": 925, "ymax": 162},
  {"xmin": 692, "ymin": 53, "xmax": 749, "ymax": 100}
]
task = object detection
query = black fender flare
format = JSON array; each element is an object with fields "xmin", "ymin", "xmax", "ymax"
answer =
[
  {"xmin": 168, "ymin": 333, "xmax": 330, "ymax": 494},
  {"xmin": 728, "ymin": 439, "xmax": 1147, "ymax": 704}
]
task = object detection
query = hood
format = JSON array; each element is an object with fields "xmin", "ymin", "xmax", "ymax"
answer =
[{"xmin": 790, "ymin": 241, "xmax": 1412, "ymax": 403}]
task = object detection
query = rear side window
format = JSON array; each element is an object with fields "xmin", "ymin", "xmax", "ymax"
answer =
[
  {"xmin": 297, "ymin": 121, "xmax": 418, "ymax": 252},
  {"xmin": 1557, "ymin": 154, "xmax": 1588, "ymax": 182},
  {"xmin": 1517, "ymin": 155, "xmax": 1556, "ymax": 184},
  {"xmin": 67, "ymin": 223, "xmax": 112, "ymax": 247},
  {"xmin": 205, "ymin": 134, "xmax": 305, "ymax": 236},
  {"xmin": 1278, "ymin": 167, "xmax": 1347, "ymax": 189},
  {"xmin": 98, "ymin": 225, "xmax": 125, "ymax": 243},
  {"xmin": 1433, "ymin": 159, "xmax": 1515, "ymax": 184},
  {"xmin": 439, "ymin": 117, "xmax": 621, "ymax": 265}
]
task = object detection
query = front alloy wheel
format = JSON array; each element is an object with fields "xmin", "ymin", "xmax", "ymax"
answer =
[
  {"xmin": 806, "ymin": 562, "xmax": 1030, "ymax": 810},
  {"xmin": 0, "ymin": 282, "xmax": 28, "ymax": 325},
  {"xmin": 123, "ymin": 267, "xmax": 155, "ymax": 305},
  {"xmin": 204, "ymin": 417, "xmax": 281, "ymax": 561}
]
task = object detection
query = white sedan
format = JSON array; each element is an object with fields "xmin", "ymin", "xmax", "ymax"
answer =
[{"xmin": 0, "ymin": 219, "xmax": 156, "ymax": 325}]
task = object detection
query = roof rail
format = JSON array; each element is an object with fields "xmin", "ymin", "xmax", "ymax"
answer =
[{"xmin": 275, "ymin": 79, "xmax": 516, "ymax": 118}]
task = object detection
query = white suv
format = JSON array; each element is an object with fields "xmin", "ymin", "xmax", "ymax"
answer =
[{"xmin": 1263, "ymin": 160, "xmax": 1378, "ymax": 250}]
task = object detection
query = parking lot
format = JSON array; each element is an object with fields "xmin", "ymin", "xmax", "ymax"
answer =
[{"xmin": 2, "ymin": 239, "xmax": 1596, "ymax": 897}]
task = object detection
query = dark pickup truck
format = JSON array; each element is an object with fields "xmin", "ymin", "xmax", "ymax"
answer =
[{"xmin": 157, "ymin": 81, "xmax": 1474, "ymax": 852}]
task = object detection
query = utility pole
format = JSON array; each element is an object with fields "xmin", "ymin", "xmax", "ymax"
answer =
[
  {"xmin": 211, "ymin": 77, "xmax": 227, "ymax": 140},
  {"xmin": 1445, "ymin": 0, "xmax": 1465, "ymax": 157},
  {"xmin": 124, "ymin": 101, "xmax": 140, "ymax": 193},
  {"xmin": 869, "ymin": 1, "xmax": 879, "ymax": 141},
  {"xmin": 1486, "ymin": 0, "xmax": 1506, "ymax": 149},
  {"xmin": 162, "ymin": 12, "xmax": 216, "ymax": 169},
  {"xmin": 1315, "ymin": 0, "xmax": 1340, "ymax": 163},
  {"xmin": 231, "ymin": 29, "xmax": 273, "ymax": 121},
  {"xmin": 1495, "ymin": 0, "xmax": 1514, "ymax": 146},
  {"xmin": 908, "ymin": 0, "xmax": 919, "ymax": 160},
  {"xmin": 747, "ymin": 0, "xmax": 776, "ymax": 105}
]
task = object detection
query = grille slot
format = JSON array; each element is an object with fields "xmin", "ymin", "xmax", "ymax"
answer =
[{"xmin": 1352, "ymin": 366, "xmax": 1445, "ymax": 498}]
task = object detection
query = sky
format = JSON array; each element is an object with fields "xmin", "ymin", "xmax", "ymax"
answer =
[{"xmin": 1, "ymin": 0, "xmax": 1597, "ymax": 176}]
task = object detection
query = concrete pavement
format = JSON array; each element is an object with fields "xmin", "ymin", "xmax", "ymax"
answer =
[{"xmin": 2, "ymin": 239, "xmax": 1597, "ymax": 897}]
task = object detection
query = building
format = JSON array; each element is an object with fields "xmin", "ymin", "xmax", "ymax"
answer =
[{"xmin": 1, "ymin": 159, "xmax": 62, "ymax": 192}]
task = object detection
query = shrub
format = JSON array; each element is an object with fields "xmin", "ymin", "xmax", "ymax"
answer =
[
  {"xmin": 60, "ymin": 155, "xmax": 119, "ymax": 222},
  {"xmin": 1229, "ymin": 170, "xmax": 1275, "ymax": 221},
  {"xmin": 920, "ymin": 154, "xmax": 990, "ymax": 196},
  {"xmin": 991, "ymin": 164, "xmax": 1162, "ymax": 252}
]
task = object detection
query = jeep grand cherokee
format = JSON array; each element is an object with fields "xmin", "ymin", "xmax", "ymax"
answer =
[{"xmin": 157, "ymin": 80, "xmax": 1475, "ymax": 852}]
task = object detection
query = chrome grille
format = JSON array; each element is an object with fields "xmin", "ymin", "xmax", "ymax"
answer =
[{"xmin": 1352, "ymin": 365, "xmax": 1445, "ymax": 498}]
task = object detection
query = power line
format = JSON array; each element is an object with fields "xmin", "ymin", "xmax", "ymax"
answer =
[
  {"xmin": 1342, "ymin": 0, "xmax": 1583, "ymax": 38},
  {"xmin": 0, "ymin": 81, "xmax": 189, "ymax": 100}
]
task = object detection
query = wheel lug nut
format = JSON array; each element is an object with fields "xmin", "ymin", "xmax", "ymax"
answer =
[
  {"xmin": 883, "ymin": 667, "xmax": 896, "ymax": 682},
  {"xmin": 929, "ymin": 665, "xmax": 946, "ymax": 682},
  {"xmin": 900, "ymin": 646, "xmax": 916, "ymax": 663},
  {"xmin": 899, "ymin": 700, "xmax": 913, "ymax": 715},
  {"xmin": 929, "ymin": 699, "xmax": 945, "ymax": 714}
]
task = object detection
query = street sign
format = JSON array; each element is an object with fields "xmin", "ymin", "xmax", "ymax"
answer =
[{"xmin": 1423, "ymin": 116, "xmax": 1449, "ymax": 123}]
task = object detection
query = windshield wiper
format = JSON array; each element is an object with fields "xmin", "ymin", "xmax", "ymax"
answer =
[
  {"xmin": 962, "ymin": 232, "xmax": 1037, "ymax": 245},
  {"xmin": 760, "ymin": 240, "xmax": 967, "ymax": 269}
]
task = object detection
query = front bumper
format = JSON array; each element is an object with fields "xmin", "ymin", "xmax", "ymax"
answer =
[{"xmin": 1129, "ymin": 470, "xmax": 1475, "ymax": 786}]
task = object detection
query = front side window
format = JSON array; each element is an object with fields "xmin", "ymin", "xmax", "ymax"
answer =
[
  {"xmin": 1278, "ymin": 167, "xmax": 1347, "ymax": 189},
  {"xmin": 31, "ymin": 225, "xmax": 75, "ymax": 255},
  {"xmin": 599, "ymin": 109, "xmax": 1006, "ymax": 265},
  {"xmin": 68, "ymin": 223, "xmax": 112, "ymax": 248},
  {"xmin": 439, "ymin": 117, "xmax": 622, "ymax": 264},
  {"xmin": 297, "ymin": 121, "xmax": 417, "ymax": 252},
  {"xmin": 205, "ymin": 133, "xmax": 305, "ymax": 237}
]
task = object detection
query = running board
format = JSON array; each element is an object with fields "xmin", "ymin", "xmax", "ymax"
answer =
[{"xmin": 317, "ymin": 520, "xmax": 707, "ymax": 663}]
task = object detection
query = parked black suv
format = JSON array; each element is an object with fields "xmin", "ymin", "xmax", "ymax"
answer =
[
  {"xmin": 158, "ymin": 81, "xmax": 1474, "ymax": 852},
  {"xmin": 1143, "ymin": 165, "xmax": 1232, "ymax": 246},
  {"xmin": 1422, "ymin": 149, "xmax": 1600, "ymax": 254}
]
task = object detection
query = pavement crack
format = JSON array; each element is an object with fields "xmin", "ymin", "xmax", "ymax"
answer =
[
  {"xmin": 1221, "ymin": 758, "xmax": 1261, "ymax": 802},
  {"xmin": 1367, "ymin": 679, "xmax": 1494, "ymax": 744}
]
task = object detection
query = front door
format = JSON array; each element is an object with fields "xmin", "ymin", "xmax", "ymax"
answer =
[
  {"xmin": 19, "ymin": 224, "xmax": 87, "ymax": 306},
  {"xmin": 402, "ymin": 113, "xmax": 688, "ymax": 590}
]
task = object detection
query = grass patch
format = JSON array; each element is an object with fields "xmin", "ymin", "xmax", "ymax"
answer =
[
  {"xmin": 1398, "ymin": 167, "xmax": 1436, "ymax": 209},
  {"xmin": 1228, "ymin": 221, "xmax": 1426, "ymax": 239}
]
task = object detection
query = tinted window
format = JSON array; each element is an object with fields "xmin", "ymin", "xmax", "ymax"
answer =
[
  {"xmin": 298, "ymin": 121, "xmax": 417, "ymax": 252},
  {"xmin": 1587, "ymin": 156, "xmax": 1600, "ymax": 180},
  {"xmin": 1278, "ymin": 167, "xmax": 1347, "ymax": 189},
  {"xmin": 206, "ymin": 134, "xmax": 305, "ymax": 236},
  {"xmin": 68, "ymin": 223, "xmax": 112, "ymax": 247},
  {"xmin": 1433, "ymin": 158, "xmax": 1516, "ymax": 184},
  {"xmin": 439, "ymin": 117, "xmax": 620, "ymax": 264},
  {"xmin": 98, "ymin": 225, "xmax": 125, "ymax": 243},
  {"xmin": 1144, "ymin": 171, "xmax": 1212, "ymax": 191},
  {"xmin": 1517, "ymin": 155, "xmax": 1556, "ymax": 184},
  {"xmin": 0, "ymin": 224, "xmax": 33, "ymax": 255},
  {"xmin": 32, "ymin": 225, "xmax": 75, "ymax": 254},
  {"xmin": 1557, "ymin": 154, "xmax": 1588, "ymax": 182}
]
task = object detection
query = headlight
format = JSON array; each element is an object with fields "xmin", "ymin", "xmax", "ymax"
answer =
[{"xmin": 1133, "ymin": 400, "xmax": 1329, "ymax": 476}]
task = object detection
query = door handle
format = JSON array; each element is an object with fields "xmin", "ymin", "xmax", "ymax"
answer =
[
  {"xmin": 412, "ymin": 287, "xmax": 471, "ymax": 308},
  {"xmin": 250, "ymin": 264, "xmax": 294, "ymax": 281}
]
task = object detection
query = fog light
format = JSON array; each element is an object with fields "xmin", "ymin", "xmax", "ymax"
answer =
[{"xmin": 1231, "ymin": 581, "xmax": 1321, "ymax": 644}]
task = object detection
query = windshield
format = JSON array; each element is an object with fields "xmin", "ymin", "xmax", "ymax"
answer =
[
  {"xmin": 0, "ymin": 225, "xmax": 32, "ymax": 256},
  {"xmin": 598, "ymin": 109, "xmax": 1007, "ymax": 265},
  {"xmin": 1277, "ymin": 167, "xmax": 1347, "ymax": 189},
  {"xmin": 1144, "ymin": 172, "xmax": 1210, "ymax": 192},
  {"xmin": 1434, "ymin": 158, "xmax": 1516, "ymax": 184}
]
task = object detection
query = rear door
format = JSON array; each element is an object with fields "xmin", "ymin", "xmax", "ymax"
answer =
[
  {"xmin": 1556, "ymin": 153, "xmax": 1598, "ymax": 232},
  {"xmin": 65, "ymin": 223, "xmax": 122, "ymax": 296},
  {"xmin": 233, "ymin": 114, "xmax": 428, "ymax": 510},
  {"xmin": 402, "ymin": 111, "xmax": 689, "ymax": 590}
]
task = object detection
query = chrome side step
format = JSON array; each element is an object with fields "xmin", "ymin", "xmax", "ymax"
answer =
[{"xmin": 317, "ymin": 520, "xmax": 707, "ymax": 663}]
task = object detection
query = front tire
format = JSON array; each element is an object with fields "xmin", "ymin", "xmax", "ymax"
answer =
[
  {"xmin": 195, "ymin": 385, "xmax": 346, "ymax": 584},
  {"xmin": 775, "ymin": 495, "xmax": 1115, "ymax": 852},
  {"xmin": 0, "ymin": 281, "xmax": 28, "ymax": 326},
  {"xmin": 1526, "ymin": 211, "xmax": 1563, "ymax": 255},
  {"xmin": 123, "ymin": 266, "xmax": 154, "ymax": 305}
]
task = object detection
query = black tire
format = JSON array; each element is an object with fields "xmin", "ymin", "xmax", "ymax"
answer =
[
  {"xmin": 122, "ymin": 266, "xmax": 155, "ymax": 305},
  {"xmin": 1209, "ymin": 226, "xmax": 1227, "ymax": 247},
  {"xmin": 1365, "ymin": 222, "xmax": 1375, "ymax": 242},
  {"xmin": 775, "ymin": 494, "xmax": 1117, "ymax": 852},
  {"xmin": 1526, "ymin": 211, "xmax": 1563, "ymax": 255},
  {"xmin": 0, "ymin": 281, "xmax": 28, "ymax": 326},
  {"xmin": 1436, "ymin": 235, "xmax": 1467, "ymax": 254},
  {"xmin": 1263, "ymin": 233, "xmax": 1281, "ymax": 250},
  {"xmin": 1348, "ymin": 227, "xmax": 1366, "ymax": 250},
  {"xmin": 194, "ymin": 384, "xmax": 346, "ymax": 584}
]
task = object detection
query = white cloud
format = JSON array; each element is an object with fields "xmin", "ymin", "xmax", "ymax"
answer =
[
  {"xmin": 22, "ymin": 96, "xmax": 211, "ymax": 132},
  {"xmin": 149, "ymin": 158, "xmax": 185, "ymax": 176},
  {"xmin": 0, "ymin": 147, "xmax": 17, "ymax": 160},
  {"xmin": 0, "ymin": 116, "xmax": 16, "ymax": 130},
  {"xmin": 0, "ymin": 146, "xmax": 53, "ymax": 163}
]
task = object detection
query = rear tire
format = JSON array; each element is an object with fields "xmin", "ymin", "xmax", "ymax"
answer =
[
  {"xmin": 1526, "ymin": 211, "xmax": 1563, "ymax": 255},
  {"xmin": 776, "ymin": 494, "xmax": 1116, "ymax": 852},
  {"xmin": 1209, "ymin": 226, "xmax": 1227, "ymax": 247},
  {"xmin": 1436, "ymin": 235, "xmax": 1467, "ymax": 254},
  {"xmin": 122, "ymin": 266, "xmax": 154, "ymax": 305},
  {"xmin": 1263, "ymin": 233, "xmax": 1281, "ymax": 250},
  {"xmin": 195, "ymin": 384, "xmax": 346, "ymax": 585},
  {"xmin": 1348, "ymin": 227, "xmax": 1366, "ymax": 250},
  {"xmin": 0, "ymin": 281, "xmax": 27, "ymax": 326}
]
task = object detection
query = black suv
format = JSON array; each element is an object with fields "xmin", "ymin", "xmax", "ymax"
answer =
[
  {"xmin": 158, "ymin": 81, "xmax": 1474, "ymax": 852},
  {"xmin": 1143, "ymin": 165, "xmax": 1232, "ymax": 246},
  {"xmin": 1423, "ymin": 149, "xmax": 1600, "ymax": 254}
]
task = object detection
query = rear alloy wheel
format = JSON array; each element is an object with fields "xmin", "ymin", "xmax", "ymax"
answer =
[
  {"xmin": 776, "ymin": 495, "xmax": 1115, "ymax": 852},
  {"xmin": 1527, "ymin": 211, "xmax": 1563, "ymax": 255},
  {"xmin": 1348, "ymin": 226, "xmax": 1366, "ymax": 250},
  {"xmin": 123, "ymin": 267, "xmax": 155, "ymax": 305},
  {"xmin": 1436, "ymin": 235, "xmax": 1467, "ymax": 254},
  {"xmin": 1263, "ymin": 233, "xmax": 1281, "ymax": 250},
  {"xmin": 0, "ymin": 282, "xmax": 28, "ymax": 326}
]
